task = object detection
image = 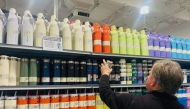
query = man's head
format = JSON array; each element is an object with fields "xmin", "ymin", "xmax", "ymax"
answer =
[{"xmin": 146, "ymin": 60, "xmax": 184, "ymax": 95}]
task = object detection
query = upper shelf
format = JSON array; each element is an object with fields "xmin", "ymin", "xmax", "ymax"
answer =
[
  {"xmin": 0, "ymin": 44, "xmax": 91, "ymax": 58},
  {"xmin": 0, "ymin": 84, "xmax": 189, "ymax": 90},
  {"xmin": 92, "ymin": 52, "xmax": 190, "ymax": 63},
  {"xmin": 0, "ymin": 44, "xmax": 189, "ymax": 62}
]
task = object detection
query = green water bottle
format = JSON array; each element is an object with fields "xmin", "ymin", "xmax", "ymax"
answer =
[
  {"xmin": 140, "ymin": 30, "xmax": 149, "ymax": 56},
  {"xmin": 126, "ymin": 28, "xmax": 134, "ymax": 55},
  {"xmin": 110, "ymin": 25, "xmax": 119, "ymax": 54},
  {"xmin": 37, "ymin": 61, "xmax": 40, "ymax": 85},
  {"xmin": 118, "ymin": 27, "xmax": 126, "ymax": 54},
  {"xmin": 132, "ymin": 30, "xmax": 140, "ymax": 55},
  {"xmin": 20, "ymin": 58, "xmax": 29, "ymax": 86},
  {"xmin": 29, "ymin": 59, "xmax": 37, "ymax": 85}
]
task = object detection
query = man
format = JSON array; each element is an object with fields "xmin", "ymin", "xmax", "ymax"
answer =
[{"xmin": 99, "ymin": 59, "xmax": 187, "ymax": 109}]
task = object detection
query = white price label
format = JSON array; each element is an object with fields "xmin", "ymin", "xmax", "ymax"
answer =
[
  {"xmin": 67, "ymin": 77, "xmax": 75, "ymax": 82},
  {"xmin": 148, "ymin": 46, "xmax": 153, "ymax": 50},
  {"xmin": 119, "ymin": 42, "xmax": 126, "ymax": 47},
  {"xmin": 75, "ymin": 77, "xmax": 80, "ymax": 82},
  {"xmin": 9, "ymin": 77, "xmax": 16, "ymax": 83},
  {"xmin": 40, "ymin": 104, "xmax": 50, "ymax": 109},
  {"xmin": 154, "ymin": 46, "xmax": 159, "ymax": 50},
  {"xmin": 182, "ymin": 50, "xmax": 187, "ymax": 54},
  {"xmin": 79, "ymin": 101, "xmax": 87, "ymax": 107},
  {"xmin": 0, "ymin": 74, "xmax": 8, "ymax": 79},
  {"xmin": 177, "ymin": 49, "xmax": 182, "ymax": 53},
  {"xmin": 172, "ymin": 49, "xmax": 176, "ymax": 52},
  {"xmin": 51, "ymin": 103, "xmax": 59, "ymax": 108},
  {"xmin": 80, "ymin": 77, "xmax": 87, "ymax": 82},
  {"xmin": 43, "ymin": 36, "xmax": 62, "ymax": 51},
  {"xmin": 160, "ymin": 47, "xmax": 165, "ymax": 51},
  {"xmin": 29, "ymin": 104, "xmax": 39, "ymax": 109},
  {"xmin": 42, "ymin": 77, "xmax": 50, "ymax": 82},
  {"xmin": 111, "ymin": 41, "xmax": 119, "ymax": 46},
  {"xmin": 60, "ymin": 77, "xmax": 66, "ymax": 82},
  {"xmin": 187, "ymin": 51, "xmax": 190, "ymax": 54},
  {"xmin": 87, "ymin": 100, "xmax": 95, "ymax": 106},
  {"xmin": 126, "ymin": 44, "xmax": 133, "ymax": 48},
  {"xmin": 70, "ymin": 101, "xmax": 78, "ymax": 107},
  {"xmin": 52, "ymin": 77, "xmax": 60, "ymax": 82},
  {"xmin": 17, "ymin": 105, "xmax": 28, "ymax": 109},
  {"xmin": 29, "ymin": 77, "xmax": 37, "ymax": 82},
  {"xmin": 60, "ymin": 102, "xmax": 69, "ymax": 108},
  {"xmin": 134, "ymin": 44, "xmax": 140, "ymax": 49},
  {"xmin": 94, "ymin": 40, "xmax": 101, "ymax": 45},
  {"xmin": 103, "ymin": 41, "xmax": 110, "ymax": 46},
  {"xmin": 165, "ymin": 48, "xmax": 171, "ymax": 52},
  {"xmin": 20, "ymin": 77, "xmax": 29, "ymax": 82}
]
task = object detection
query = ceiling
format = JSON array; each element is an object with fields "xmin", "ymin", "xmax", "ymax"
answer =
[{"xmin": 1, "ymin": 0, "xmax": 190, "ymax": 32}]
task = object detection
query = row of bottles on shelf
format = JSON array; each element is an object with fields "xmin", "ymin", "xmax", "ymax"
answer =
[
  {"xmin": 0, "ymin": 93, "xmax": 104, "ymax": 109},
  {"xmin": 176, "ymin": 87, "xmax": 190, "ymax": 107},
  {"xmin": 0, "ymin": 9, "xmax": 190, "ymax": 59},
  {"xmin": 0, "ymin": 88, "xmax": 149, "ymax": 109},
  {"xmin": 0, "ymin": 55, "xmax": 157, "ymax": 86}
]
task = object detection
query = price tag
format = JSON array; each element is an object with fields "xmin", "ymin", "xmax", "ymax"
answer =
[{"xmin": 43, "ymin": 36, "xmax": 62, "ymax": 51}]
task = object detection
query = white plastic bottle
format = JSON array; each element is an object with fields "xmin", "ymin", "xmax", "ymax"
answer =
[
  {"xmin": 34, "ymin": 13, "xmax": 46, "ymax": 47},
  {"xmin": 62, "ymin": 18, "xmax": 72, "ymax": 50},
  {"xmin": 73, "ymin": 20, "xmax": 83, "ymax": 51},
  {"xmin": 0, "ymin": 9, "xmax": 6, "ymax": 43},
  {"xmin": 49, "ymin": 15, "xmax": 59, "ymax": 37},
  {"xmin": 6, "ymin": 8, "xmax": 19, "ymax": 45},
  {"xmin": 21, "ymin": 10, "xmax": 34, "ymax": 46},
  {"xmin": 83, "ymin": 21, "xmax": 93, "ymax": 52},
  {"xmin": 0, "ymin": 55, "xmax": 9, "ymax": 86}
]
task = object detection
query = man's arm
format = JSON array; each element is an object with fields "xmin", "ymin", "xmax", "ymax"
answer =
[{"xmin": 99, "ymin": 75, "xmax": 135, "ymax": 109}]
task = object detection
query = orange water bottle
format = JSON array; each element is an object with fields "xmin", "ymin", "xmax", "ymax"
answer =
[
  {"xmin": 87, "ymin": 93, "xmax": 95, "ymax": 109},
  {"xmin": 78, "ymin": 93, "xmax": 87, "ymax": 109},
  {"xmin": 39, "ymin": 95, "xmax": 50, "ymax": 109},
  {"xmin": 51, "ymin": 95, "xmax": 59, "ymax": 109},
  {"xmin": 93, "ymin": 23, "xmax": 102, "ymax": 52},
  {"xmin": 17, "ymin": 96, "xmax": 28, "ymax": 109},
  {"xmin": 69, "ymin": 94, "xmax": 78, "ymax": 109},
  {"xmin": 102, "ymin": 24, "xmax": 110, "ymax": 53},
  {"xmin": 59, "ymin": 94, "xmax": 69, "ymax": 109},
  {"xmin": 29, "ymin": 95, "xmax": 39, "ymax": 109}
]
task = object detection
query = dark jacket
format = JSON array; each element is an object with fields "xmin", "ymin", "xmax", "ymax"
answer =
[{"xmin": 99, "ymin": 75, "xmax": 188, "ymax": 109}]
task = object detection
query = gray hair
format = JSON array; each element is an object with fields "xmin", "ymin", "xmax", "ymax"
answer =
[{"xmin": 151, "ymin": 60, "xmax": 184, "ymax": 94}]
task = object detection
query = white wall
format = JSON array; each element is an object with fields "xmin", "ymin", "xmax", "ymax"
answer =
[{"xmin": 160, "ymin": 22, "xmax": 190, "ymax": 38}]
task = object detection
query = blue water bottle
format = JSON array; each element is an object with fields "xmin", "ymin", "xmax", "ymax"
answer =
[
  {"xmin": 52, "ymin": 59, "xmax": 61, "ymax": 85},
  {"xmin": 87, "ymin": 59, "xmax": 92, "ymax": 84},
  {"xmin": 170, "ymin": 36, "xmax": 177, "ymax": 58},
  {"xmin": 176, "ymin": 37, "xmax": 182, "ymax": 59},
  {"xmin": 181, "ymin": 38, "xmax": 187, "ymax": 59},
  {"xmin": 92, "ymin": 60, "xmax": 98, "ymax": 84},
  {"xmin": 42, "ymin": 59, "xmax": 50, "ymax": 85},
  {"xmin": 186, "ymin": 39, "xmax": 190, "ymax": 59}
]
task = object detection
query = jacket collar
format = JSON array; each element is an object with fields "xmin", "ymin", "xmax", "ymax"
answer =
[{"xmin": 148, "ymin": 91, "xmax": 177, "ymax": 101}]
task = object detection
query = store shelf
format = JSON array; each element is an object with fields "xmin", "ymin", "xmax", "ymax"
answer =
[
  {"xmin": 0, "ymin": 44, "xmax": 189, "ymax": 62},
  {"xmin": 1, "ymin": 84, "xmax": 189, "ymax": 91},
  {"xmin": 0, "ymin": 44, "xmax": 91, "ymax": 57},
  {"xmin": 91, "ymin": 52, "xmax": 190, "ymax": 63},
  {"xmin": 0, "ymin": 85, "xmax": 94, "ymax": 91}
]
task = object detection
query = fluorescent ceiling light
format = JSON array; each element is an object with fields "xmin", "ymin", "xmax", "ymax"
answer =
[{"xmin": 140, "ymin": 6, "xmax": 149, "ymax": 14}]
